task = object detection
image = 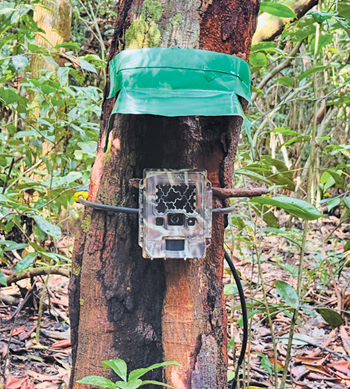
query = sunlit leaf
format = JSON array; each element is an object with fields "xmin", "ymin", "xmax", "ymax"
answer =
[
  {"xmin": 101, "ymin": 359, "xmax": 127, "ymax": 381},
  {"xmin": 275, "ymin": 280, "xmax": 299, "ymax": 309},
  {"xmin": 77, "ymin": 376, "xmax": 117, "ymax": 388},
  {"xmin": 16, "ymin": 252, "xmax": 38, "ymax": 273},
  {"xmin": 260, "ymin": 2, "xmax": 296, "ymax": 18},
  {"xmin": 31, "ymin": 216, "xmax": 62, "ymax": 240},
  {"xmin": 251, "ymin": 197, "xmax": 323, "ymax": 220},
  {"xmin": 0, "ymin": 270, "xmax": 7, "ymax": 286}
]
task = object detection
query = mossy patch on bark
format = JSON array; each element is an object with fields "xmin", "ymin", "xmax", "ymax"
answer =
[
  {"xmin": 81, "ymin": 215, "xmax": 91, "ymax": 232},
  {"xmin": 125, "ymin": 0, "xmax": 163, "ymax": 49}
]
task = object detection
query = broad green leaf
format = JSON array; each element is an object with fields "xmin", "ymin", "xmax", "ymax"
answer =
[
  {"xmin": 55, "ymin": 42, "xmax": 81, "ymax": 50},
  {"xmin": 249, "ymin": 52, "xmax": 267, "ymax": 67},
  {"xmin": 16, "ymin": 252, "xmax": 38, "ymax": 273},
  {"xmin": 251, "ymin": 42, "xmax": 278, "ymax": 52},
  {"xmin": 280, "ymin": 135, "xmax": 310, "ymax": 148},
  {"xmin": 344, "ymin": 197, "xmax": 350, "ymax": 210},
  {"xmin": 31, "ymin": 216, "xmax": 62, "ymax": 240},
  {"xmin": 115, "ymin": 380, "xmax": 142, "ymax": 389},
  {"xmin": 299, "ymin": 66, "xmax": 328, "ymax": 81},
  {"xmin": 224, "ymin": 281, "xmax": 246, "ymax": 295},
  {"xmin": 228, "ymin": 370, "xmax": 235, "ymax": 382},
  {"xmin": 271, "ymin": 127, "xmax": 299, "ymax": 136},
  {"xmin": 3, "ymin": 243, "xmax": 28, "ymax": 251},
  {"xmin": 128, "ymin": 361, "xmax": 180, "ymax": 382},
  {"xmin": 12, "ymin": 55, "xmax": 28, "ymax": 70},
  {"xmin": 275, "ymin": 280, "xmax": 298, "ymax": 309},
  {"xmin": 140, "ymin": 381, "xmax": 173, "ymax": 388},
  {"xmin": 324, "ymin": 170, "xmax": 344, "ymax": 189},
  {"xmin": 78, "ymin": 58, "xmax": 97, "ymax": 73},
  {"xmin": 309, "ymin": 10, "xmax": 336, "ymax": 23},
  {"xmin": 235, "ymin": 169, "xmax": 270, "ymax": 184},
  {"xmin": 0, "ymin": 270, "xmax": 7, "ymax": 286},
  {"xmin": 101, "ymin": 359, "xmax": 127, "ymax": 381},
  {"xmin": 250, "ymin": 196, "xmax": 323, "ymax": 220},
  {"xmin": 275, "ymin": 76, "xmax": 294, "ymax": 87},
  {"xmin": 0, "ymin": 87, "xmax": 19, "ymax": 104},
  {"xmin": 77, "ymin": 376, "xmax": 117, "ymax": 388},
  {"xmin": 260, "ymin": 2, "xmax": 296, "ymax": 18},
  {"xmin": 317, "ymin": 308, "xmax": 344, "ymax": 329},
  {"xmin": 78, "ymin": 141, "xmax": 97, "ymax": 155},
  {"xmin": 325, "ymin": 197, "xmax": 341, "ymax": 212}
]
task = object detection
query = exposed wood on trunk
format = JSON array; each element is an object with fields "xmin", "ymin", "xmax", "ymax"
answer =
[
  {"xmin": 69, "ymin": 1, "xmax": 259, "ymax": 388},
  {"xmin": 253, "ymin": 0, "xmax": 317, "ymax": 44}
]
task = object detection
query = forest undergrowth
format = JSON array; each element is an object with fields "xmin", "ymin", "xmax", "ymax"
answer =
[{"xmin": 1, "ymin": 0, "xmax": 350, "ymax": 388}]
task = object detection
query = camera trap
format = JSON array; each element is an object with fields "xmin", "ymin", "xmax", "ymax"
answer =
[{"xmin": 139, "ymin": 170, "xmax": 212, "ymax": 259}]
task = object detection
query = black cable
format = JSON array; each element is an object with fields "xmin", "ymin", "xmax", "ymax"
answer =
[
  {"xmin": 78, "ymin": 197, "xmax": 139, "ymax": 214},
  {"xmin": 224, "ymin": 251, "xmax": 248, "ymax": 389}
]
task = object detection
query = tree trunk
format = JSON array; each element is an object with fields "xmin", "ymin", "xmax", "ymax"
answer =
[
  {"xmin": 32, "ymin": 0, "xmax": 72, "ymax": 75},
  {"xmin": 69, "ymin": 1, "xmax": 259, "ymax": 388}
]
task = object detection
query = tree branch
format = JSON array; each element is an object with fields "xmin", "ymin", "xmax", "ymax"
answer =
[
  {"xmin": 253, "ymin": 0, "xmax": 318, "ymax": 44},
  {"xmin": 6, "ymin": 267, "xmax": 70, "ymax": 285}
]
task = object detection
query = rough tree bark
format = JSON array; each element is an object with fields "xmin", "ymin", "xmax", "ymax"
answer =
[{"xmin": 69, "ymin": 1, "xmax": 259, "ymax": 388}]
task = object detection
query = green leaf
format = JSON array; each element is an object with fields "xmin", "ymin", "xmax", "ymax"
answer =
[
  {"xmin": 275, "ymin": 76, "xmax": 294, "ymax": 87},
  {"xmin": 344, "ymin": 240, "xmax": 350, "ymax": 252},
  {"xmin": 16, "ymin": 252, "xmax": 38, "ymax": 273},
  {"xmin": 235, "ymin": 169, "xmax": 270, "ymax": 184},
  {"xmin": 3, "ymin": 243, "xmax": 28, "ymax": 251},
  {"xmin": 55, "ymin": 42, "xmax": 81, "ymax": 50},
  {"xmin": 0, "ymin": 270, "xmax": 7, "ymax": 286},
  {"xmin": 271, "ymin": 127, "xmax": 299, "ymax": 136},
  {"xmin": 317, "ymin": 308, "xmax": 344, "ymax": 329},
  {"xmin": 260, "ymin": 2, "xmax": 296, "ymax": 18},
  {"xmin": 101, "ymin": 359, "xmax": 127, "ymax": 381},
  {"xmin": 344, "ymin": 197, "xmax": 350, "ymax": 210},
  {"xmin": 12, "ymin": 55, "xmax": 28, "ymax": 70},
  {"xmin": 0, "ymin": 87, "xmax": 19, "ymax": 105},
  {"xmin": 299, "ymin": 66, "xmax": 328, "ymax": 81},
  {"xmin": 324, "ymin": 170, "xmax": 344, "ymax": 189},
  {"xmin": 249, "ymin": 52, "xmax": 267, "ymax": 67},
  {"xmin": 140, "ymin": 381, "xmax": 173, "ymax": 388},
  {"xmin": 228, "ymin": 370, "xmax": 235, "ymax": 382},
  {"xmin": 77, "ymin": 376, "xmax": 117, "ymax": 388},
  {"xmin": 251, "ymin": 42, "xmax": 278, "ymax": 52},
  {"xmin": 128, "ymin": 361, "xmax": 180, "ymax": 382},
  {"xmin": 275, "ymin": 280, "xmax": 299, "ymax": 309},
  {"xmin": 31, "ymin": 216, "xmax": 62, "ymax": 240},
  {"xmin": 78, "ymin": 58, "xmax": 97, "ymax": 73},
  {"xmin": 309, "ymin": 10, "xmax": 336, "ymax": 23},
  {"xmin": 280, "ymin": 135, "xmax": 310, "ymax": 148},
  {"xmin": 115, "ymin": 380, "xmax": 142, "ymax": 389},
  {"xmin": 250, "ymin": 196, "xmax": 323, "ymax": 220}
]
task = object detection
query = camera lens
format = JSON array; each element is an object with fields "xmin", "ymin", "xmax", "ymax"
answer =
[
  {"xmin": 187, "ymin": 218, "xmax": 196, "ymax": 226},
  {"xmin": 168, "ymin": 213, "xmax": 184, "ymax": 226}
]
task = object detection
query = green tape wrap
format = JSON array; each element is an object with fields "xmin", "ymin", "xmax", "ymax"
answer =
[{"xmin": 106, "ymin": 48, "xmax": 251, "ymax": 151}]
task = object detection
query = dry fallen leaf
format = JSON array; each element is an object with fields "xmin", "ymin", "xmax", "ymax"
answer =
[
  {"xmin": 51, "ymin": 339, "xmax": 71, "ymax": 348},
  {"xmin": 294, "ymin": 355, "xmax": 329, "ymax": 366},
  {"xmin": 10, "ymin": 325, "xmax": 25, "ymax": 336},
  {"xmin": 340, "ymin": 326, "xmax": 350, "ymax": 355},
  {"xmin": 307, "ymin": 372, "xmax": 341, "ymax": 382}
]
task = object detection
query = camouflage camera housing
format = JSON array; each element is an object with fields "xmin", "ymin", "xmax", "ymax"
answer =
[{"xmin": 139, "ymin": 169, "xmax": 212, "ymax": 259}]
